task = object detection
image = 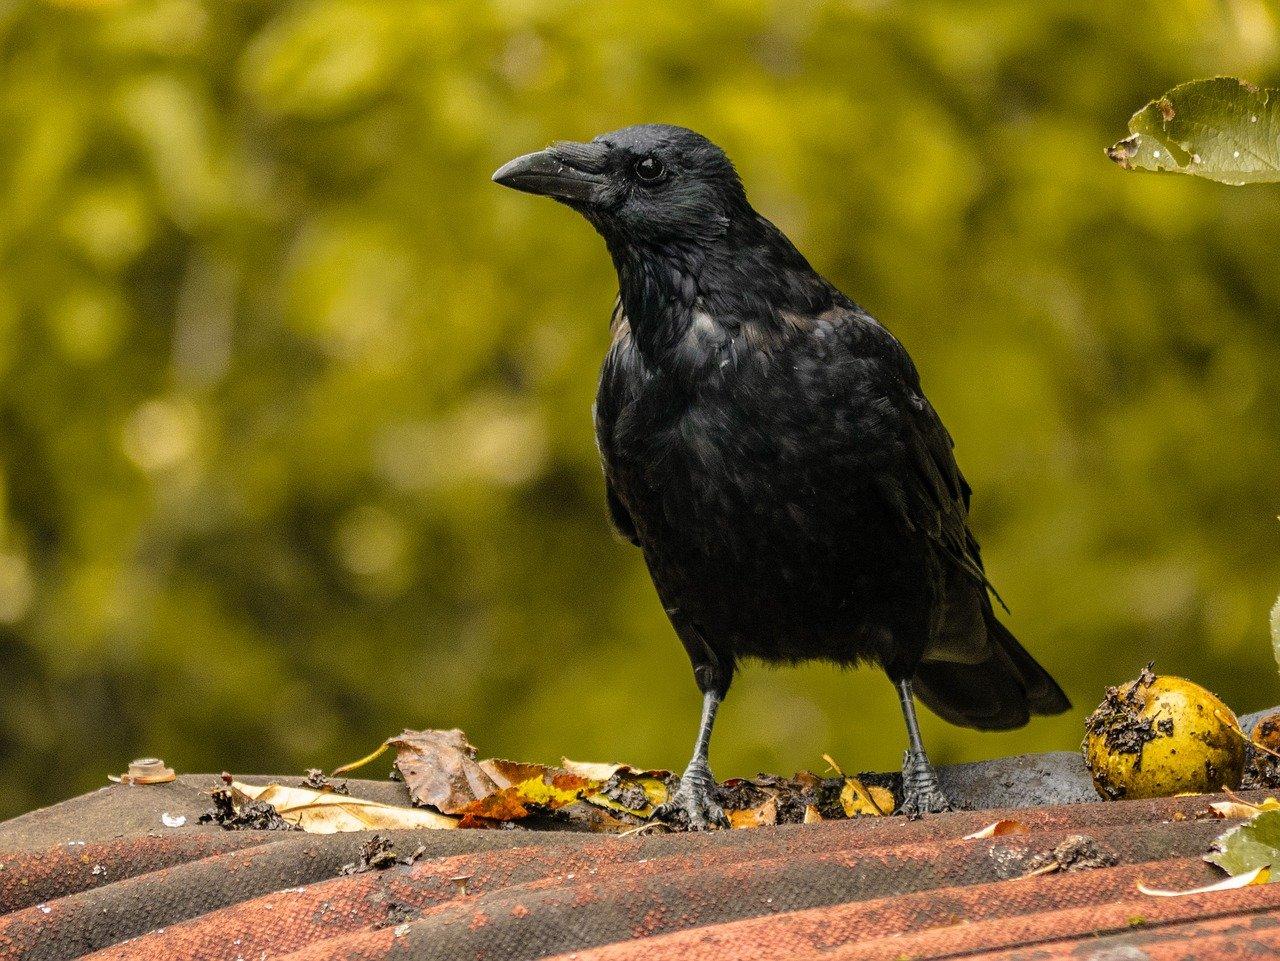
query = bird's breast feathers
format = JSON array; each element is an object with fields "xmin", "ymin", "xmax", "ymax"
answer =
[{"xmin": 598, "ymin": 304, "xmax": 905, "ymax": 525}]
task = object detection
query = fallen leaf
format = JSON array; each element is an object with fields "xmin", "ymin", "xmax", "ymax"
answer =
[
  {"xmin": 1209, "ymin": 798, "xmax": 1280, "ymax": 819},
  {"xmin": 562, "ymin": 759, "xmax": 630, "ymax": 781},
  {"xmin": 233, "ymin": 781, "xmax": 456, "ymax": 833},
  {"xmin": 480, "ymin": 758, "xmax": 561, "ymax": 789},
  {"xmin": 456, "ymin": 771, "xmax": 594, "ymax": 822},
  {"xmin": 964, "ymin": 819, "xmax": 1029, "ymax": 840},
  {"xmin": 729, "ymin": 796, "xmax": 778, "ymax": 829},
  {"xmin": 1139, "ymin": 865, "xmax": 1270, "ymax": 896},
  {"xmin": 1207, "ymin": 807, "xmax": 1280, "ymax": 877},
  {"xmin": 390, "ymin": 729, "xmax": 500, "ymax": 814},
  {"xmin": 563, "ymin": 758, "xmax": 672, "ymax": 817},
  {"xmin": 868, "ymin": 786, "xmax": 896, "ymax": 813},
  {"xmin": 803, "ymin": 804, "xmax": 823, "ymax": 824},
  {"xmin": 840, "ymin": 777, "xmax": 888, "ymax": 817}
]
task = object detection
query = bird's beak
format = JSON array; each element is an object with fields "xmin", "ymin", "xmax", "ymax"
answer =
[{"xmin": 492, "ymin": 144, "xmax": 607, "ymax": 203}]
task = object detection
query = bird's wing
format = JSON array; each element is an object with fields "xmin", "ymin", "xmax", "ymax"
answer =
[
  {"xmin": 604, "ymin": 475, "xmax": 640, "ymax": 546},
  {"xmin": 594, "ymin": 301, "xmax": 641, "ymax": 548},
  {"xmin": 831, "ymin": 308, "xmax": 1003, "ymax": 608}
]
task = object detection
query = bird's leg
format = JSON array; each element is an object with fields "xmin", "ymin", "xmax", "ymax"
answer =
[
  {"xmin": 656, "ymin": 689, "xmax": 728, "ymax": 830},
  {"xmin": 895, "ymin": 678, "xmax": 952, "ymax": 816}
]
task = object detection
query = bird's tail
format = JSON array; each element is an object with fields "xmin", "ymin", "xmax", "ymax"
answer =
[{"xmin": 912, "ymin": 610, "xmax": 1071, "ymax": 732}]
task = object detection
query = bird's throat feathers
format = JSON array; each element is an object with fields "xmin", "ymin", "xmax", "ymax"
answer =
[{"xmin": 607, "ymin": 216, "xmax": 838, "ymax": 374}]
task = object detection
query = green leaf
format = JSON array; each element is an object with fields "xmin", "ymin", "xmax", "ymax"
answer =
[
  {"xmin": 1107, "ymin": 77, "xmax": 1280, "ymax": 185},
  {"xmin": 1207, "ymin": 808, "xmax": 1280, "ymax": 876}
]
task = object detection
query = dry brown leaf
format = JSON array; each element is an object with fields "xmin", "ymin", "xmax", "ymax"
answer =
[
  {"xmin": 729, "ymin": 796, "xmax": 778, "ymax": 829},
  {"xmin": 232, "ymin": 782, "xmax": 456, "ymax": 833},
  {"xmin": 390, "ymin": 729, "xmax": 499, "ymax": 814},
  {"xmin": 964, "ymin": 819, "xmax": 1030, "ymax": 840},
  {"xmin": 1138, "ymin": 865, "xmax": 1270, "ymax": 896},
  {"xmin": 803, "ymin": 804, "xmax": 824, "ymax": 824},
  {"xmin": 479, "ymin": 758, "xmax": 560, "ymax": 789}
]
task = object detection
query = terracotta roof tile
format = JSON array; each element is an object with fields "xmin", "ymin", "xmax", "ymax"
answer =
[{"xmin": 0, "ymin": 774, "xmax": 1274, "ymax": 960}]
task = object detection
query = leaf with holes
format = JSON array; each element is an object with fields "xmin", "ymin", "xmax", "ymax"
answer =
[{"xmin": 1107, "ymin": 77, "xmax": 1280, "ymax": 184}]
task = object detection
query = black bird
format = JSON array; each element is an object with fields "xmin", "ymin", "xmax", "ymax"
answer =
[{"xmin": 493, "ymin": 125, "xmax": 1070, "ymax": 826}]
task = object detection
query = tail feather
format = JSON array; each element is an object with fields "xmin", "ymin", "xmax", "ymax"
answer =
[{"xmin": 913, "ymin": 608, "xmax": 1070, "ymax": 732}]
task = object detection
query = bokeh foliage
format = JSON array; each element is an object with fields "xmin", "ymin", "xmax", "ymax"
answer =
[{"xmin": 1, "ymin": 0, "xmax": 1278, "ymax": 818}]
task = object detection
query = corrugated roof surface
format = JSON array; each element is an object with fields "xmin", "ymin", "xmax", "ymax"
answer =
[{"xmin": 1, "ymin": 772, "xmax": 1276, "ymax": 961}]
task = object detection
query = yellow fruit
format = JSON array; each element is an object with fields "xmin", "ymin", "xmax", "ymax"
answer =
[{"xmin": 1083, "ymin": 667, "xmax": 1245, "ymax": 800}]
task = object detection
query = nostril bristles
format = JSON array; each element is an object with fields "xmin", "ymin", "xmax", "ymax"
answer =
[{"xmin": 550, "ymin": 140, "xmax": 610, "ymax": 173}]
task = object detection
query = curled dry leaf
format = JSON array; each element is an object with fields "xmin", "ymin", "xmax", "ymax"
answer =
[
  {"xmin": 728, "ymin": 796, "xmax": 778, "ymax": 830},
  {"xmin": 1138, "ymin": 865, "xmax": 1270, "ymax": 896},
  {"xmin": 561, "ymin": 759, "xmax": 630, "ymax": 781},
  {"xmin": 233, "ymin": 781, "xmax": 456, "ymax": 833},
  {"xmin": 964, "ymin": 819, "xmax": 1029, "ymax": 840}
]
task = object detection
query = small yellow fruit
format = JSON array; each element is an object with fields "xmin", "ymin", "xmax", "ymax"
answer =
[{"xmin": 1083, "ymin": 667, "xmax": 1245, "ymax": 800}]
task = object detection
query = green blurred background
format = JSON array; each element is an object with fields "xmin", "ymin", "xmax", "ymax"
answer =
[{"xmin": 1, "ymin": 0, "xmax": 1278, "ymax": 819}]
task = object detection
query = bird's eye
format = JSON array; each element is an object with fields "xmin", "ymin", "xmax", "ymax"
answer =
[{"xmin": 633, "ymin": 156, "xmax": 666, "ymax": 184}]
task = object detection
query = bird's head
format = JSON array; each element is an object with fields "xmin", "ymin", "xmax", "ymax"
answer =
[{"xmin": 492, "ymin": 124, "xmax": 749, "ymax": 248}]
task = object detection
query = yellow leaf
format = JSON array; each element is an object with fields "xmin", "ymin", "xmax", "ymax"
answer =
[
  {"xmin": 456, "ymin": 771, "xmax": 593, "ymax": 821},
  {"xmin": 729, "ymin": 796, "xmax": 777, "ymax": 829},
  {"xmin": 840, "ymin": 777, "xmax": 888, "ymax": 817},
  {"xmin": 582, "ymin": 776, "xmax": 668, "ymax": 817},
  {"xmin": 803, "ymin": 804, "xmax": 823, "ymax": 823},
  {"xmin": 868, "ymin": 786, "xmax": 896, "ymax": 814},
  {"xmin": 1138, "ymin": 865, "xmax": 1270, "ymax": 896},
  {"xmin": 232, "ymin": 781, "xmax": 456, "ymax": 833},
  {"xmin": 563, "ymin": 758, "xmax": 671, "ymax": 817}
]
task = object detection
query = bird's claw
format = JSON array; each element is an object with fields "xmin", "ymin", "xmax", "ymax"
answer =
[
  {"xmin": 655, "ymin": 768, "xmax": 728, "ymax": 831},
  {"xmin": 897, "ymin": 750, "xmax": 953, "ymax": 817},
  {"xmin": 896, "ymin": 784, "xmax": 952, "ymax": 817}
]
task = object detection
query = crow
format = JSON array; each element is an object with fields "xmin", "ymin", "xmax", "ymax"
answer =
[{"xmin": 493, "ymin": 124, "xmax": 1070, "ymax": 827}]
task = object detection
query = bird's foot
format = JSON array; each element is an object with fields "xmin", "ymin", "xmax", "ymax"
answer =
[
  {"xmin": 655, "ymin": 765, "xmax": 728, "ymax": 831},
  {"xmin": 897, "ymin": 749, "xmax": 953, "ymax": 817}
]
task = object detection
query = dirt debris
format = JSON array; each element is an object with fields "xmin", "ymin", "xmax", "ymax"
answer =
[
  {"xmin": 1085, "ymin": 663, "xmax": 1159, "ymax": 760},
  {"xmin": 990, "ymin": 834, "xmax": 1118, "ymax": 880},
  {"xmin": 339, "ymin": 835, "xmax": 427, "ymax": 876},
  {"xmin": 374, "ymin": 902, "xmax": 422, "ymax": 929},
  {"xmin": 198, "ymin": 774, "xmax": 299, "ymax": 832},
  {"xmin": 1243, "ymin": 713, "xmax": 1280, "ymax": 790},
  {"xmin": 299, "ymin": 768, "xmax": 349, "ymax": 794}
]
